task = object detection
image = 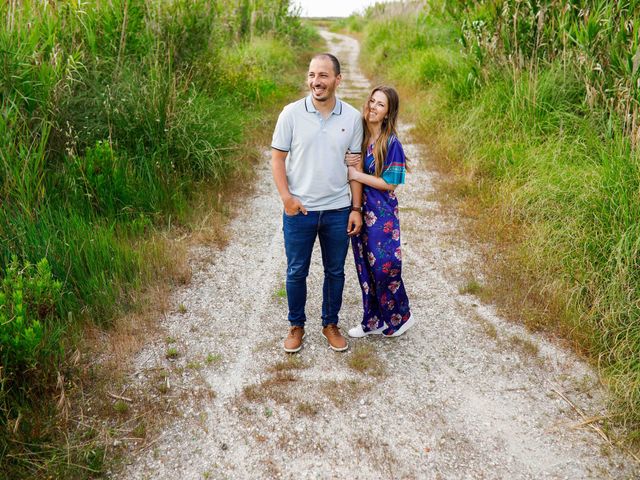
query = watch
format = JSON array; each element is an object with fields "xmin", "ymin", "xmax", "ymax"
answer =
[{"xmin": 351, "ymin": 206, "xmax": 363, "ymax": 213}]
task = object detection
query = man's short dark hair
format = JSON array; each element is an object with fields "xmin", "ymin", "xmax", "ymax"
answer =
[{"xmin": 312, "ymin": 53, "xmax": 341, "ymax": 75}]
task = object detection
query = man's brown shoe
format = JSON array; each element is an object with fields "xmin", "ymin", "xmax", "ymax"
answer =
[
  {"xmin": 284, "ymin": 326, "xmax": 305, "ymax": 353},
  {"xmin": 322, "ymin": 324, "xmax": 348, "ymax": 352}
]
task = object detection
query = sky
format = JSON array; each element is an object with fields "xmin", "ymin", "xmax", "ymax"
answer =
[{"xmin": 292, "ymin": 0, "xmax": 389, "ymax": 18}]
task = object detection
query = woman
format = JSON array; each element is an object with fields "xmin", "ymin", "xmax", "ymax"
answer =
[{"xmin": 346, "ymin": 85, "xmax": 414, "ymax": 338}]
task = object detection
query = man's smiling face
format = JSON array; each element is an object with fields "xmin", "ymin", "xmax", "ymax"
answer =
[{"xmin": 307, "ymin": 57, "xmax": 341, "ymax": 104}]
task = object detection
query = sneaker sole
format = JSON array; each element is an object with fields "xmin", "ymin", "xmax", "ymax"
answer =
[
  {"xmin": 384, "ymin": 315, "xmax": 416, "ymax": 337},
  {"xmin": 322, "ymin": 332, "xmax": 349, "ymax": 352},
  {"xmin": 348, "ymin": 327, "xmax": 385, "ymax": 338},
  {"xmin": 284, "ymin": 333, "xmax": 305, "ymax": 353}
]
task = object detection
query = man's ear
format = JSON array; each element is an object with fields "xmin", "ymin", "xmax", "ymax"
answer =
[{"xmin": 336, "ymin": 74, "xmax": 342, "ymax": 86}]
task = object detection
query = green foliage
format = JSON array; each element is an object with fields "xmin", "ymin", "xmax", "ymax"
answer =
[
  {"xmin": 332, "ymin": 14, "xmax": 366, "ymax": 32},
  {"xmin": 64, "ymin": 141, "xmax": 137, "ymax": 217},
  {"xmin": 0, "ymin": 257, "xmax": 67, "ymax": 475},
  {"xmin": 359, "ymin": 10, "xmax": 463, "ymax": 90},
  {"xmin": 355, "ymin": 1, "xmax": 640, "ymax": 437},
  {"xmin": 0, "ymin": 0, "xmax": 313, "ymax": 476},
  {"xmin": 0, "ymin": 256, "xmax": 62, "ymax": 373},
  {"xmin": 219, "ymin": 38, "xmax": 297, "ymax": 102},
  {"xmin": 455, "ymin": 0, "xmax": 640, "ymax": 139},
  {"xmin": 0, "ymin": 0, "xmax": 309, "ymax": 317}
]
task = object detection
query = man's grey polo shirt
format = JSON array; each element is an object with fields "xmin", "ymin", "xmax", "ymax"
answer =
[{"xmin": 271, "ymin": 95, "xmax": 363, "ymax": 211}]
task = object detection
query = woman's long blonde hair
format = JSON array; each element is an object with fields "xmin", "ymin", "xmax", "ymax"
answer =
[{"xmin": 361, "ymin": 86, "xmax": 400, "ymax": 178}]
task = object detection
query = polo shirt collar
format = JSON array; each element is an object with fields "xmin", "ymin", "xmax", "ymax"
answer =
[{"xmin": 305, "ymin": 95, "xmax": 343, "ymax": 115}]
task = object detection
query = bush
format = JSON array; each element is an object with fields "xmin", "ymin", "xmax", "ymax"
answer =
[{"xmin": 0, "ymin": 256, "xmax": 64, "ymax": 407}]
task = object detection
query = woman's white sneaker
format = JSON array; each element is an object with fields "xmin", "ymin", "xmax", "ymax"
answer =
[
  {"xmin": 348, "ymin": 324, "xmax": 385, "ymax": 338},
  {"xmin": 383, "ymin": 315, "xmax": 416, "ymax": 337}
]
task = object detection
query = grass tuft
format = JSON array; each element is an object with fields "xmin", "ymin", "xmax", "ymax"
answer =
[
  {"xmin": 459, "ymin": 277, "xmax": 484, "ymax": 296},
  {"xmin": 507, "ymin": 335, "xmax": 540, "ymax": 359},
  {"xmin": 113, "ymin": 400, "xmax": 130, "ymax": 415},
  {"xmin": 206, "ymin": 353, "xmax": 222, "ymax": 365},
  {"xmin": 268, "ymin": 356, "xmax": 307, "ymax": 372},
  {"xmin": 296, "ymin": 401, "xmax": 319, "ymax": 416},
  {"xmin": 165, "ymin": 348, "xmax": 179, "ymax": 360},
  {"xmin": 347, "ymin": 344, "xmax": 386, "ymax": 377},
  {"xmin": 242, "ymin": 372, "xmax": 297, "ymax": 404}
]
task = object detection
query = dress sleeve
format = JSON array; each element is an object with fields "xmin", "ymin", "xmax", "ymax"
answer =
[{"xmin": 381, "ymin": 137, "xmax": 406, "ymax": 185}]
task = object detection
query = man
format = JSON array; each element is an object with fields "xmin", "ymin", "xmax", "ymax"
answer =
[{"xmin": 271, "ymin": 53, "xmax": 364, "ymax": 353}]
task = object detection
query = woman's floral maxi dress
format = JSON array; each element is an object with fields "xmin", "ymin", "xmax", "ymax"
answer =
[{"xmin": 351, "ymin": 135, "xmax": 412, "ymax": 335}]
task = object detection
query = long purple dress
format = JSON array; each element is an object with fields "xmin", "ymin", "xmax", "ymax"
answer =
[{"xmin": 351, "ymin": 135, "xmax": 411, "ymax": 335}]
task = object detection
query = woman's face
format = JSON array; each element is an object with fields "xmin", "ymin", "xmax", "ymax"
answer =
[{"xmin": 366, "ymin": 90, "xmax": 389, "ymax": 127}]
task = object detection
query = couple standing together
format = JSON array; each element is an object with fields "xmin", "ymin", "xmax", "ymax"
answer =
[{"xmin": 271, "ymin": 53, "xmax": 415, "ymax": 353}]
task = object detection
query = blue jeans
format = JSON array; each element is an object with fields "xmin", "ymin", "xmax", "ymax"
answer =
[{"xmin": 283, "ymin": 207, "xmax": 351, "ymax": 327}]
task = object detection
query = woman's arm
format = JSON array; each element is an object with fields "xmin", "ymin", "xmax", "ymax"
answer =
[{"xmin": 348, "ymin": 166, "xmax": 396, "ymax": 191}]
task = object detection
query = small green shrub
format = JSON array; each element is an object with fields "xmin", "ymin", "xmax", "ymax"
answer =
[
  {"xmin": 113, "ymin": 400, "xmax": 129, "ymax": 414},
  {"xmin": 166, "ymin": 347, "xmax": 179, "ymax": 359},
  {"xmin": 0, "ymin": 256, "xmax": 63, "ymax": 374},
  {"xmin": 65, "ymin": 141, "xmax": 140, "ymax": 218},
  {"xmin": 0, "ymin": 255, "xmax": 66, "ymax": 462}
]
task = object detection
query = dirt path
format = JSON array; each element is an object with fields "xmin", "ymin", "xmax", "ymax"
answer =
[{"xmin": 114, "ymin": 31, "xmax": 637, "ymax": 479}]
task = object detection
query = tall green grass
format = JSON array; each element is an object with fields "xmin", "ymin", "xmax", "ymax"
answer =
[
  {"xmin": 1, "ymin": 0, "xmax": 315, "ymax": 475},
  {"xmin": 351, "ymin": 1, "xmax": 640, "ymax": 440}
]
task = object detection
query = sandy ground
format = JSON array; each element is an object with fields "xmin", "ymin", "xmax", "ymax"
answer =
[{"xmin": 112, "ymin": 31, "xmax": 638, "ymax": 479}]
